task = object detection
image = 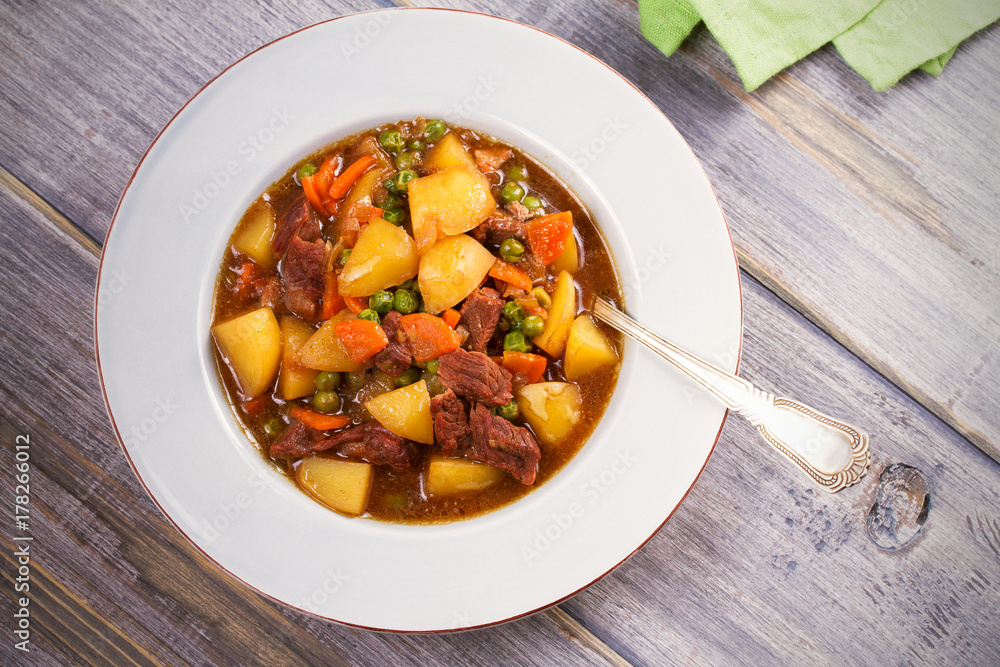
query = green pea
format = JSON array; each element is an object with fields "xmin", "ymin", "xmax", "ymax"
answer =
[
  {"xmin": 398, "ymin": 278, "xmax": 416, "ymax": 291},
  {"xmin": 262, "ymin": 417, "xmax": 283, "ymax": 440},
  {"xmin": 425, "ymin": 358, "xmax": 439, "ymax": 374},
  {"xmin": 369, "ymin": 290, "xmax": 394, "ymax": 316},
  {"xmin": 312, "ymin": 391, "xmax": 341, "ymax": 413},
  {"xmin": 315, "ymin": 371, "xmax": 341, "ymax": 392},
  {"xmin": 340, "ymin": 249, "xmax": 352, "ymax": 265},
  {"xmin": 408, "ymin": 139, "xmax": 426, "ymax": 151},
  {"xmin": 497, "ymin": 400, "xmax": 520, "ymax": 421},
  {"xmin": 500, "ymin": 181, "xmax": 525, "ymax": 204},
  {"xmin": 504, "ymin": 330, "xmax": 532, "ymax": 353},
  {"xmin": 506, "ymin": 164, "xmax": 528, "ymax": 181},
  {"xmin": 395, "ymin": 151, "xmax": 419, "ymax": 170},
  {"xmin": 423, "ymin": 119, "xmax": 447, "ymax": 143},
  {"xmin": 382, "ymin": 207, "xmax": 405, "ymax": 225},
  {"xmin": 379, "ymin": 129, "xmax": 405, "ymax": 153},
  {"xmin": 393, "ymin": 169, "xmax": 417, "ymax": 193},
  {"xmin": 521, "ymin": 315, "xmax": 545, "ymax": 338},
  {"xmin": 358, "ymin": 308, "xmax": 381, "ymax": 323},
  {"xmin": 393, "ymin": 288, "xmax": 418, "ymax": 314},
  {"xmin": 380, "ymin": 192, "xmax": 402, "ymax": 209},
  {"xmin": 298, "ymin": 163, "xmax": 317, "ymax": 180},
  {"xmin": 503, "ymin": 301, "xmax": 525, "ymax": 324},
  {"xmin": 395, "ymin": 367, "xmax": 421, "ymax": 387},
  {"xmin": 530, "ymin": 286, "xmax": 552, "ymax": 308},
  {"xmin": 384, "ymin": 178, "xmax": 399, "ymax": 194},
  {"xmin": 499, "ymin": 238, "xmax": 525, "ymax": 263},
  {"xmin": 522, "ymin": 195, "xmax": 542, "ymax": 209},
  {"xmin": 345, "ymin": 371, "xmax": 367, "ymax": 390}
]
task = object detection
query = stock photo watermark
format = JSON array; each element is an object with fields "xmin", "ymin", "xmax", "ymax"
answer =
[
  {"xmin": 121, "ymin": 396, "xmax": 179, "ymax": 449},
  {"xmin": 179, "ymin": 106, "xmax": 295, "ymax": 224},
  {"xmin": 572, "ymin": 117, "xmax": 628, "ymax": 171},
  {"xmin": 299, "ymin": 567, "xmax": 350, "ymax": 614},
  {"xmin": 521, "ymin": 449, "xmax": 637, "ymax": 564},
  {"xmin": 12, "ymin": 434, "xmax": 33, "ymax": 653},
  {"xmin": 198, "ymin": 472, "xmax": 267, "ymax": 543},
  {"xmin": 340, "ymin": 12, "xmax": 393, "ymax": 62},
  {"xmin": 444, "ymin": 74, "xmax": 504, "ymax": 124}
]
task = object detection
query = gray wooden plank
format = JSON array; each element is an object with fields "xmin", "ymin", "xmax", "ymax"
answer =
[
  {"xmin": 0, "ymin": 181, "xmax": 625, "ymax": 666},
  {"xmin": 562, "ymin": 272, "xmax": 1000, "ymax": 665}
]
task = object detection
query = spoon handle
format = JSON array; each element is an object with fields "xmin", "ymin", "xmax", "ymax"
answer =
[{"xmin": 592, "ymin": 298, "xmax": 870, "ymax": 492}]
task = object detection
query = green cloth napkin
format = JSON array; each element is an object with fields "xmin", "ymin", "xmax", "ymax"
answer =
[{"xmin": 639, "ymin": 0, "xmax": 1000, "ymax": 91}]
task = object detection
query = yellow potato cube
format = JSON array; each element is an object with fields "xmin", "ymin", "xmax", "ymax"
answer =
[
  {"xmin": 564, "ymin": 314, "xmax": 619, "ymax": 381},
  {"xmin": 364, "ymin": 380, "xmax": 435, "ymax": 444},
  {"xmin": 426, "ymin": 455, "xmax": 504, "ymax": 495},
  {"xmin": 532, "ymin": 270, "xmax": 576, "ymax": 357},
  {"xmin": 409, "ymin": 165, "xmax": 497, "ymax": 253},
  {"xmin": 297, "ymin": 456, "xmax": 373, "ymax": 516},
  {"xmin": 232, "ymin": 201, "xmax": 276, "ymax": 269},
  {"xmin": 338, "ymin": 218, "xmax": 420, "ymax": 296},
  {"xmin": 418, "ymin": 234, "xmax": 497, "ymax": 313},
  {"xmin": 278, "ymin": 315, "xmax": 320, "ymax": 400},
  {"xmin": 296, "ymin": 309, "xmax": 366, "ymax": 372},
  {"xmin": 516, "ymin": 382, "xmax": 581, "ymax": 447},
  {"xmin": 423, "ymin": 132, "xmax": 476, "ymax": 172},
  {"xmin": 211, "ymin": 307, "xmax": 282, "ymax": 398}
]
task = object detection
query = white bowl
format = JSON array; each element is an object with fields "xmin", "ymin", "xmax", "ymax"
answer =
[{"xmin": 96, "ymin": 8, "xmax": 742, "ymax": 631}]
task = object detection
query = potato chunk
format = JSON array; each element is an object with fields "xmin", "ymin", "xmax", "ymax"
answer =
[
  {"xmin": 564, "ymin": 315, "xmax": 618, "ymax": 381},
  {"xmin": 338, "ymin": 218, "xmax": 419, "ymax": 296},
  {"xmin": 418, "ymin": 235, "xmax": 496, "ymax": 313},
  {"xmin": 426, "ymin": 454, "xmax": 504, "ymax": 496},
  {"xmin": 364, "ymin": 379, "xmax": 434, "ymax": 444},
  {"xmin": 549, "ymin": 229, "xmax": 579, "ymax": 274},
  {"xmin": 409, "ymin": 165, "xmax": 497, "ymax": 253},
  {"xmin": 516, "ymin": 382, "xmax": 581, "ymax": 447},
  {"xmin": 232, "ymin": 202, "xmax": 276, "ymax": 269},
  {"xmin": 211, "ymin": 307, "xmax": 282, "ymax": 398},
  {"xmin": 532, "ymin": 270, "xmax": 576, "ymax": 357},
  {"xmin": 423, "ymin": 132, "xmax": 476, "ymax": 172},
  {"xmin": 297, "ymin": 456, "xmax": 372, "ymax": 516},
  {"xmin": 279, "ymin": 315, "xmax": 320, "ymax": 400},
  {"xmin": 296, "ymin": 309, "xmax": 366, "ymax": 372}
]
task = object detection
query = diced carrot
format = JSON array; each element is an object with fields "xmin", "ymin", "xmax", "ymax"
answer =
[
  {"xmin": 235, "ymin": 260, "xmax": 257, "ymax": 296},
  {"xmin": 313, "ymin": 154, "xmax": 341, "ymax": 193},
  {"xmin": 242, "ymin": 395, "xmax": 269, "ymax": 415},
  {"xmin": 328, "ymin": 154, "xmax": 377, "ymax": 200},
  {"xmin": 502, "ymin": 351, "xmax": 547, "ymax": 386},
  {"xmin": 489, "ymin": 257, "xmax": 533, "ymax": 291},
  {"xmin": 301, "ymin": 174, "xmax": 329, "ymax": 216},
  {"xmin": 290, "ymin": 406, "xmax": 350, "ymax": 431},
  {"xmin": 369, "ymin": 206, "xmax": 384, "ymax": 221},
  {"xmin": 321, "ymin": 271, "xmax": 344, "ymax": 320},
  {"xmin": 342, "ymin": 295, "xmax": 368, "ymax": 314},
  {"xmin": 399, "ymin": 313, "xmax": 461, "ymax": 363},
  {"xmin": 333, "ymin": 319, "xmax": 388, "ymax": 363},
  {"xmin": 441, "ymin": 308, "xmax": 461, "ymax": 329},
  {"xmin": 525, "ymin": 211, "xmax": 573, "ymax": 265},
  {"xmin": 514, "ymin": 295, "xmax": 548, "ymax": 319}
]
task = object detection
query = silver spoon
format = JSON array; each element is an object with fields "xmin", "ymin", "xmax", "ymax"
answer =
[{"xmin": 592, "ymin": 297, "xmax": 870, "ymax": 492}]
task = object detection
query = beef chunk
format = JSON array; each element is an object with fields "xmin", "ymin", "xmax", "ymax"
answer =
[
  {"xmin": 468, "ymin": 403, "xmax": 541, "ymax": 485},
  {"xmin": 316, "ymin": 421, "xmax": 418, "ymax": 469},
  {"xmin": 269, "ymin": 421, "xmax": 323, "ymax": 459},
  {"xmin": 437, "ymin": 348, "xmax": 513, "ymax": 407},
  {"xmin": 470, "ymin": 212, "xmax": 528, "ymax": 246},
  {"xmin": 458, "ymin": 287, "xmax": 504, "ymax": 353},
  {"xmin": 373, "ymin": 310, "xmax": 413, "ymax": 377},
  {"xmin": 272, "ymin": 193, "xmax": 321, "ymax": 257},
  {"xmin": 430, "ymin": 389, "xmax": 472, "ymax": 457},
  {"xmin": 282, "ymin": 236, "xmax": 326, "ymax": 321},
  {"xmin": 505, "ymin": 201, "xmax": 530, "ymax": 221},
  {"xmin": 259, "ymin": 276, "xmax": 283, "ymax": 310}
]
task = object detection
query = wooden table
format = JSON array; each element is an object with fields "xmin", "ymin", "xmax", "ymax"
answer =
[{"xmin": 3, "ymin": 2, "xmax": 999, "ymax": 664}]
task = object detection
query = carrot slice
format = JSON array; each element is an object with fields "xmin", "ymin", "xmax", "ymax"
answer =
[
  {"xmin": 313, "ymin": 154, "xmax": 341, "ymax": 193},
  {"xmin": 525, "ymin": 211, "xmax": 573, "ymax": 265},
  {"xmin": 290, "ymin": 406, "xmax": 350, "ymax": 431},
  {"xmin": 399, "ymin": 313, "xmax": 461, "ymax": 362},
  {"xmin": 301, "ymin": 174, "xmax": 329, "ymax": 216},
  {"xmin": 342, "ymin": 295, "xmax": 368, "ymax": 314},
  {"xmin": 489, "ymin": 257, "xmax": 533, "ymax": 291},
  {"xmin": 321, "ymin": 271, "xmax": 345, "ymax": 320},
  {"xmin": 441, "ymin": 308, "xmax": 461, "ymax": 329},
  {"xmin": 333, "ymin": 319, "xmax": 388, "ymax": 363},
  {"xmin": 502, "ymin": 351, "xmax": 547, "ymax": 386},
  {"xmin": 328, "ymin": 154, "xmax": 377, "ymax": 200}
]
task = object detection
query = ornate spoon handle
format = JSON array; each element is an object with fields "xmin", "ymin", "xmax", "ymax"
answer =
[{"xmin": 592, "ymin": 298, "xmax": 870, "ymax": 492}]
